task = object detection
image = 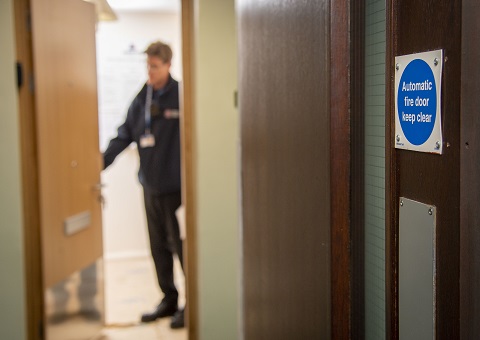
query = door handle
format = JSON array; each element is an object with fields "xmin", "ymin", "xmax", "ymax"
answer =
[
  {"xmin": 92, "ymin": 183, "xmax": 106, "ymax": 208},
  {"xmin": 92, "ymin": 182, "xmax": 106, "ymax": 191},
  {"xmin": 98, "ymin": 194, "xmax": 106, "ymax": 209}
]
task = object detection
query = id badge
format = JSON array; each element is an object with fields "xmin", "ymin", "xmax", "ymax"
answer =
[
  {"xmin": 140, "ymin": 134, "xmax": 155, "ymax": 148},
  {"xmin": 164, "ymin": 109, "xmax": 180, "ymax": 119}
]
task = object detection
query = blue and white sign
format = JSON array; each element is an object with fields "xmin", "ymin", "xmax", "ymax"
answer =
[{"xmin": 395, "ymin": 50, "xmax": 443, "ymax": 154}]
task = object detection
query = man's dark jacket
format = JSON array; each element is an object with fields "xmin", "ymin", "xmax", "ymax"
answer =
[{"xmin": 103, "ymin": 75, "xmax": 181, "ymax": 195}]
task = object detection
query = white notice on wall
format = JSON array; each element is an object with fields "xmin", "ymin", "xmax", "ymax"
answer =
[{"xmin": 97, "ymin": 50, "xmax": 146, "ymax": 150}]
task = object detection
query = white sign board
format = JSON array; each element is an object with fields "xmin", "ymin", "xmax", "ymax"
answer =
[{"xmin": 395, "ymin": 50, "xmax": 443, "ymax": 154}]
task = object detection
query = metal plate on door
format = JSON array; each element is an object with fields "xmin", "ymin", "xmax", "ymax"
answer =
[
  {"xmin": 64, "ymin": 211, "xmax": 91, "ymax": 236},
  {"xmin": 399, "ymin": 197, "xmax": 436, "ymax": 340}
]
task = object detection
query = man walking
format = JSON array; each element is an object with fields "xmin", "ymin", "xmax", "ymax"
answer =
[{"xmin": 103, "ymin": 41, "xmax": 184, "ymax": 329}]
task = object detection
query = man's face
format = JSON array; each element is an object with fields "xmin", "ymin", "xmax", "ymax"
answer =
[{"xmin": 147, "ymin": 55, "xmax": 171, "ymax": 89}]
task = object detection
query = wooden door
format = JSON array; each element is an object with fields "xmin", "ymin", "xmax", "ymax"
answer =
[
  {"xmin": 237, "ymin": 0, "xmax": 350, "ymax": 338},
  {"xmin": 30, "ymin": 0, "xmax": 103, "ymax": 289},
  {"xmin": 460, "ymin": 1, "xmax": 480, "ymax": 338},
  {"xmin": 386, "ymin": 0, "xmax": 462, "ymax": 338}
]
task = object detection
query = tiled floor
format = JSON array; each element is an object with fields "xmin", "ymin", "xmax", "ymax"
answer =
[{"xmin": 100, "ymin": 257, "xmax": 187, "ymax": 340}]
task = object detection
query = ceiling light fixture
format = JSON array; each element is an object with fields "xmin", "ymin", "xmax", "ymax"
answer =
[{"xmin": 83, "ymin": 0, "xmax": 118, "ymax": 22}]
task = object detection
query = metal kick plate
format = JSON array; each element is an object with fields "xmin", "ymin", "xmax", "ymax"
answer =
[
  {"xmin": 45, "ymin": 259, "xmax": 104, "ymax": 340},
  {"xmin": 399, "ymin": 197, "xmax": 436, "ymax": 340}
]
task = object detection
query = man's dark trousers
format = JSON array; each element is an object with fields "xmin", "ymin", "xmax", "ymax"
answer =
[{"xmin": 143, "ymin": 190, "xmax": 183, "ymax": 304}]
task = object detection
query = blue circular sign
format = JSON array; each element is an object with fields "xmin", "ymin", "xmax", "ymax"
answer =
[{"xmin": 397, "ymin": 59, "xmax": 436, "ymax": 145}]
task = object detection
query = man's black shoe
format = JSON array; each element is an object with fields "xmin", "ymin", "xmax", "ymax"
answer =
[
  {"xmin": 141, "ymin": 300, "xmax": 178, "ymax": 323},
  {"xmin": 170, "ymin": 308, "xmax": 185, "ymax": 329}
]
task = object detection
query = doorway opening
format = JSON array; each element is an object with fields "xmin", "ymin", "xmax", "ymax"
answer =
[{"xmin": 96, "ymin": 1, "xmax": 187, "ymax": 338}]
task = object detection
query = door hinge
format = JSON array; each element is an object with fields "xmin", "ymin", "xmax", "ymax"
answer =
[{"xmin": 16, "ymin": 61, "xmax": 23, "ymax": 89}]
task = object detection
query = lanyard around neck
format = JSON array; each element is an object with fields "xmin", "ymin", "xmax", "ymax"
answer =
[{"xmin": 145, "ymin": 85, "xmax": 153, "ymax": 134}]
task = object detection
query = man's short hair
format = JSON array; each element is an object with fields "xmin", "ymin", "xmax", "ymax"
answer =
[{"xmin": 144, "ymin": 41, "xmax": 173, "ymax": 63}]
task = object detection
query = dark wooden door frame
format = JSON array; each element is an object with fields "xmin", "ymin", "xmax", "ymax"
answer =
[
  {"xmin": 331, "ymin": 1, "xmax": 365, "ymax": 339},
  {"xmin": 349, "ymin": 1, "xmax": 366, "ymax": 339},
  {"xmin": 330, "ymin": 1, "xmax": 352, "ymax": 336}
]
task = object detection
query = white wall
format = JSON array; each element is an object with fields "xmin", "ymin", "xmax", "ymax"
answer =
[
  {"xmin": 96, "ymin": 11, "xmax": 182, "ymax": 150},
  {"xmin": 194, "ymin": 0, "xmax": 240, "ymax": 338},
  {"xmin": 0, "ymin": 1, "xmax": 27, "ymax": 339},
  {"xmin": 96, "ymin": 11, "xmax": 181, "ymax": 259}
]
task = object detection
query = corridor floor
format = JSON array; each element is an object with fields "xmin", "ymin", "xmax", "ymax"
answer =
[{"xmin": 100, "ymin": 256, "xmax": 186, "ymax": 340}]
